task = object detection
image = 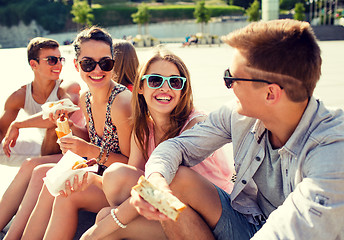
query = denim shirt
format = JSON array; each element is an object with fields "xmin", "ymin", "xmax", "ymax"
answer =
[{"xmin": 145, "ymin": 97, "xmax": 344, "ymax": 239}]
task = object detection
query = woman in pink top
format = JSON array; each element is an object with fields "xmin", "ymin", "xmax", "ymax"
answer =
[{"xmin": 80, "ymin": 47, "xmax": 234, "ymax": 239}]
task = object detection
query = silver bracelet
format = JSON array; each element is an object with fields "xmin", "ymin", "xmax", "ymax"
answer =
[{"xmin": 110, "ymin": 208, "xmax": 127, "ymax": 229}]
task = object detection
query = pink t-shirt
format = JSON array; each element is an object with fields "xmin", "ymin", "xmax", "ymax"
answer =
[{"xmin": 147, "ymin": 110, "xmax": 234, "ymax": 194}]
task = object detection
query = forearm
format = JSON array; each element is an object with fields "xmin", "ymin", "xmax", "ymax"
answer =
[
  {"xmin": 0, "ymin": 131, "xmax": 4, "ymax": 143},
  {"xmin": 13, "ymin": 113, "xmax": 54, "ymax": 129},
  {"xmin": 93, "ymin": 199, "xmax": 140, "ymax": 238}
]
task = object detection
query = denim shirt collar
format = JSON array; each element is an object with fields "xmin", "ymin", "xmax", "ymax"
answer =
[
  {"xmin": 280, "ymin": 97, "xmax": 318, "ymax": 157},
  {"xmin": 251, "ymin": 120, "xmax": 267, "ymax": 144}
]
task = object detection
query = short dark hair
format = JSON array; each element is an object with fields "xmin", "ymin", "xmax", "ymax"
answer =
[
  {"xmin": 73, "ymin": 26, "xmax": 113, "ymax": 59},
  {"xmin": 223, "ymin": 19, "xmax": 322, "ymax": 102},
  {"xmin": 27, "ymin": 37, "xmax": 59, "ymax": 64}
]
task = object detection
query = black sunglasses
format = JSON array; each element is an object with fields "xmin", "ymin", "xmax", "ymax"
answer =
[
  {"xmin": 36, "ymin": 56, "xmax": 65, "ymax": 66},
  {"xmin": 79, "ymin": 58, "xmax": 115, "ymax": 72},
  {"xmin": 223, "ymin": 68, "xmax": 283, "ymax": 89}
]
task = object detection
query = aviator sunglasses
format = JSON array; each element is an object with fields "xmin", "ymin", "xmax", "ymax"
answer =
[
  {"xmin": 79, "ymin": 58, "xmax": 115, "ymax": 72},
  {"xmin": 141, "ymin": 74, "xmax": 186, "ymax": 90},
  {"xmin": 223, "ymin": 68, "xmax": 283, "ymax": 89},
  {"xmin": 36, "ymin": 56, "xmax": 65, "ymax": 66}
]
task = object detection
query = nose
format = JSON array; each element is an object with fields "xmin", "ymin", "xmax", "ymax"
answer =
[
  {"xmin": 93, "ymin": 62, "xmax": 103, "ymax": 72},
  {"xmin": 160, "ymin": 79, "xmax": 170, "ymax": 91}
]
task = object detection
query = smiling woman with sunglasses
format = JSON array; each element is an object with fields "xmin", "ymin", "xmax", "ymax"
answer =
[
  {"xmin": 20, "ymin": 26, "xmax": 134, "ymax": 240},
  {"xmin": 78, "ymin": 47, "xmax": 234, "ymax": 239}
]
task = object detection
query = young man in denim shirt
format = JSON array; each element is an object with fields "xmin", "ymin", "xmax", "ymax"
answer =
[{"xmin": 130, "ymin": 19, "xmax": 344, "ymax": 239}]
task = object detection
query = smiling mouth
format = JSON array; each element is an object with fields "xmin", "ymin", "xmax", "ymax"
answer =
[
  {"xmin": 155, "ymin": 96, "xmax": 172, "ymax": 102},
  {"xmin": 90, "ymin": 76, "xmax": 103, "ymax": 80},
  {"xmin": 52, "ymin": 70, "xmax": 60, "ymax": 73}
]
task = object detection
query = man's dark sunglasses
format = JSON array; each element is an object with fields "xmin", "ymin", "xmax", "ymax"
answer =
[
  {"xmin": 79, "ymin": 58, "xmax": 115, "ymax": 72},
  {"xmin": 36, "ymin": 56, "xmax": 65, "ymax": 66},
  {"xmin": 223, "ymin": 68, "xmax": 283, "ymax": 89}
]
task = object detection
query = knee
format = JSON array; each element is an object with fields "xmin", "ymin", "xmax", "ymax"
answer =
[
  {"xmin": 170, "ymin": 166, "xmax": 195, "ymax": 195},
  {"xmin": 103, "ymin": 163, "xmax": 142, "ymax": 205},
  {"xmin": 103, "ymin": 163, "xmax": 130, "ymax": 194},
  {"xmin": 30, "ymin": 165, "xmax": 52, "ymax": 185},
  {"xmin": 18, "ymin": 157, "xmax": 43, "ymax": 176}
]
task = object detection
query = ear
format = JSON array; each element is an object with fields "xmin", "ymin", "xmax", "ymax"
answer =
[
  {"xmin": 138, "ymin": 85, "xmax": 143, "ymax": 94},
  {"xmin": 266, "ymin": 84, "xmax": 282, "ymax": 103},
  {"xmin": 73, "ymin": 59, "xmax": 79, "ymax": 72},
  {"xmin": 29, "ymin": 59, "xmax": 37, "ymax": 69}
]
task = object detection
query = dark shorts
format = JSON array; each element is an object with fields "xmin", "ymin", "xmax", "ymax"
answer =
[{"xmin": 213, "ymin": 186, "xmax": 262, "ymax": 240}]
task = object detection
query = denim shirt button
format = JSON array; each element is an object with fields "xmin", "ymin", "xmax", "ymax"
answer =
[
  {"xmin": 242, "ymin": 180, "xmax": 247, "ymax": 184},
  {"xmin": 255, "ymin": 156, "xmax": 261, "ymax": 161}
]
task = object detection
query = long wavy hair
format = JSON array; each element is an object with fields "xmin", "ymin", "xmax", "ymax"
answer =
[{"xmin": 131, "ymin": 47, "xmax": 194, "ymax": 160}]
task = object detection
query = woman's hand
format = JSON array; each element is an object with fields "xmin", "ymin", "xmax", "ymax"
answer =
[
  {"xmin": 59, "ymin": 171, "xmax": 97, "ymax": 197},
  {"xmin": 59, "ymin": 136, "xmax": 92, "ymax": 155}
]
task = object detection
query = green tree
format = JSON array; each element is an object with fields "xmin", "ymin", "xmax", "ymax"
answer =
[
  {"xmin": 131, "ymin": 3, "xmax": 151, "ymax": 35},
  {"xmin": 71, "ymin": 0, "xmax": 94, "ymax": 29},
  {"xmin": 194, "ymin": 0, "xmax": 210, "ymax": 34},
  {"xmin": 246, "ymin": 0, "xmax": 260, "ymax": 22},
  {"xmin": 294, "ymin": 2, "xmax": 305, "ymax": 20}
]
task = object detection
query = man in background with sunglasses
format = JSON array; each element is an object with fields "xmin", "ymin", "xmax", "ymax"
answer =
[
  {"xmin": 0, "ymin": 37, "xmax": 71, "ymax": 156},
  {"xmin": 131, "ymin": 19, "xmax": 344, "ymax": 239}
]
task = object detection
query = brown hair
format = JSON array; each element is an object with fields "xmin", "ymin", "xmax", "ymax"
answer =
[
  {"xmin": 72, "ymin": 26, "xmax": 113, "ymax": 60},
  {"xmin": 131, "ymin": 46, "xmax": 194, "ymax": 160},
  {"xmin": 222, "ymin": 19, "xmax": 322, "ymax": 102},
  {"xmin": 112, "ymin": 39, "xmax": 139, "ymax": 88},
  {"xmin": 27, "ymin": 37, "xmax": 59, "ymax": 63}
]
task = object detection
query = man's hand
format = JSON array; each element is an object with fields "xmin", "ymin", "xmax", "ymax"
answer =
[
  {"xmin": 2, "ymin": 123, "xmax": 20, "ymax": 157},
  {"xmin": 130, "ymin": 173, "xmax": 170, "ymax": 221}
]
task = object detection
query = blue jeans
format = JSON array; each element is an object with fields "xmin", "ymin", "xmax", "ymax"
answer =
[{"xmin": 213, "ymin": 186, "xmax": 263, "ymax": 240}]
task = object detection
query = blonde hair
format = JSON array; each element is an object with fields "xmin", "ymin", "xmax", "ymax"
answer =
[{"xmin": 131, "ymin": 46, "xmax": 194, "ymax": 160}]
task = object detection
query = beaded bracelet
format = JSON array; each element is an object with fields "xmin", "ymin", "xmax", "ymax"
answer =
[{"xmin": 110, "ymin": 208, "xmax": 127, "ymax": 229}]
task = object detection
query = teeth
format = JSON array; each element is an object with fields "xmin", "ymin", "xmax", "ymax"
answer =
[
  {"xmin": 52, "ymin": 70, "xmax": 60, "ymax": 73},
  {"xmin": 91, "ymin": 76, "xmax": 103, "ymax": 80},
  {"xmin": 156, "ymin": 96, "xmax": 171, "ymax": 101}
]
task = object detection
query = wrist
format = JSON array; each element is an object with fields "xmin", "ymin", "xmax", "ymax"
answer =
[
  {"xmin": 11, "ymin": 121, "xmax": 21, "ymax": 129},
  {"xmin": 89, "ymin": 145, "xmax": 101, "ymax": 160}
]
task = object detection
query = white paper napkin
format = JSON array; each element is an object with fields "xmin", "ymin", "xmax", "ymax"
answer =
[
  {"xmin": 41, "ymin": 98, "xmax": 80, "ymax": 119},
  {"xmin": 43, "ymin": 151, "xmax": 97, "ymax": 196}
]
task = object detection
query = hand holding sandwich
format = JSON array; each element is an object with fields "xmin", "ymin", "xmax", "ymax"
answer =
[{"xmin": 130, "ymin": 173, "xmax": 179, "ymax": 222}]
